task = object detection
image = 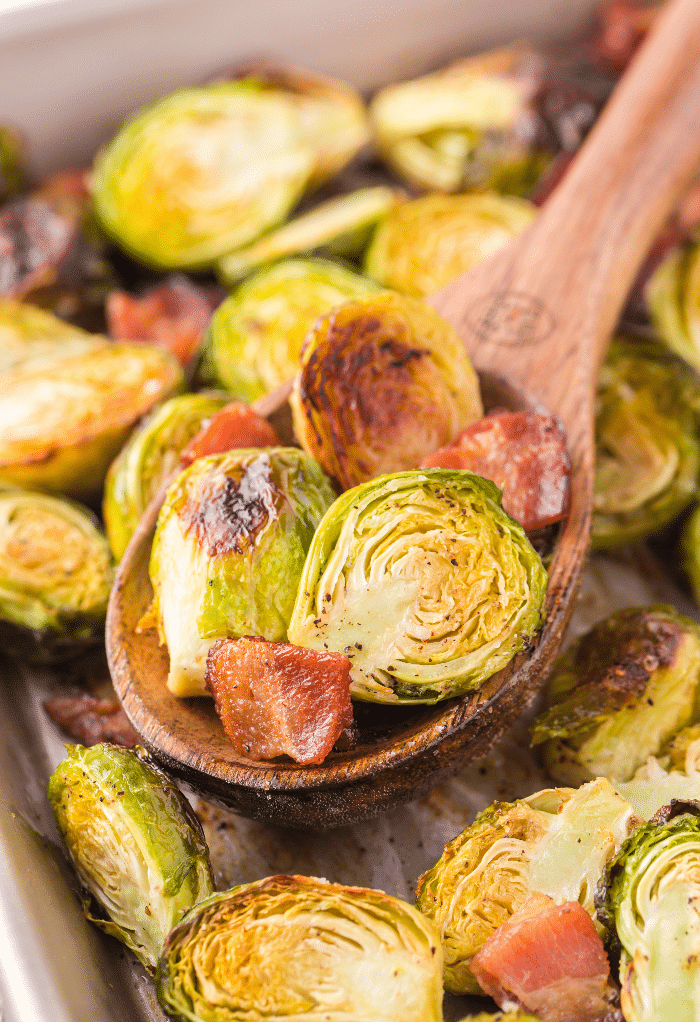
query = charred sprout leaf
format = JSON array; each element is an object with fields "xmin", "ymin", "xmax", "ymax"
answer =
[
  {"xmin": 595, "ymin": 803, "xmax": 700, "ymax": 1022},
  {"xmin": 290, "ymin": 291, "xmax": 483, "ymax": 490},
  {"xmin": 287, "ymin": 469, "xmax": 547, "ymax": 704},
  {"xmin": 370, "ymin": 47, "xmax": 547, "ymax": 195},
  {"xmin": 0, "ymin": 125, "xmax": 25, "ymax": 203},
  {"xmin": 364, "ymin": 192, "xmax": 535, "ymax": 297},
  {"xmin": 150, "ymin": 447, "xmax": 336, "ymax": 697},
  {"xmin": 48, "ymin": 743, "xmax": 214, "ymax": 972},
  {"xmin": 217, "ymin": 186, "xmax": 402, "ymax": 284},
  {"xmin": 103, "ymin": 391, "xmax": 230, "ymax": 561},
  {"xmin": 0, "ymin": 488, "xmax": 113, "ymax": 647},
  {"xmin": 202, "ymin": 257, "xmax": 380, "ymax": 402},
  {"xmin": 0, "ymin": 340, "xmax": 184, "ymax": 499},
  {"xmin": 531, "ymin": 606, "xmax": 700, "ymax": 785},
  {"xmin": 0, "ymin": 299, "xmax": 99, "ymax": 373},
  {"xmin": 415, "ymin": 778, "xmax": 637, "ymax": 995},
  {"xmin": 646, "ymin": 236, "xmax": 700, "ymax": 372},
  {"xmin": 592, "ymin": 336, "xmax": 700, "ymax": 549},
  {"xmin": 92, "ymin": 83, "xmax": 315, "ymax": 270},
  {"xmin": 224, "ymin": 59, "xmax": 371, "ymax": 187},
  {"xmin": 156, "ymin": 874, "xmax": 443, "ymax": 1022}
]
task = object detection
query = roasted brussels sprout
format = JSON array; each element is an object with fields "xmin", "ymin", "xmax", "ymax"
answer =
[
  {"xmin": 0, "ymin": 488, "xmax": 113, "ymax": 652},
  {"xmin": 287, "ymin": 469, "xmax": 547, "ymax": 704},
  {"xmin": 92, "ymin": 83, "xmax": 315, "ymax": 270},
  {"xmin": 217, "ymin": 186, "xmax": 401, "ymax": 284},
  {"xmin": 224, "ymin": 59, "xmax": 371, "ymax": 187},
  {"xmin": 103, "ymin": 391, "xmax": 230, "ymax": 561},
  {"xmin": 0, "ymin": 340, "xmax": 184, "ymax": 498},
  {"xmin": 415, "ymin": 778, "xmax": 637, "ymax": 994},
  {"xmin": 646, "ymin": 234, "xmax": 700, "ymax": 371},
  {"xmin": 0, "ymin": 299, "xmax": 98, "ymax": 373},
  {"xmin": 0, "ymin": 125, "xmax": 25, "ymax": 203},
  {"xmin": 156, "ymin": 874, "xmax": 443, "ymax": 1022},
  {"xmin": 596, "ymin": 801, "xmax": 700, "ymax": 1022},
  {"xmin": 150, "ymin": 447, "xmax": 336, "ymax": 697},
  {"xmin": 202, "ymin": 257, "xmax": 379, "ymax": 402},
  {"xmin": 48, "ymin": 743, "xmax": 214, "ymax": 972},
  {"xmin": 364, "ymin": 192, "xmax": 535, "ymax": 296},
  {"xmin": 613, "ymin": 733, "xmax": 700, "ymax": 821},
  {"xmin": 290, "ymin": 292, "xmax": 483, "ymax": 489},
  {"xmin": 369, "ymin": 47, "xmax": 547, "ymax": 195},
  {"xmin": 531, "ymin": 606, "xmax": 700, "ymax": 785},
  {"xmin": 592, "ymin": 336, "xmax": 700, "ymax": 548}
]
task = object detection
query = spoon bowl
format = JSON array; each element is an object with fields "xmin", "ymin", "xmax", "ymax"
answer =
[{"xmin": 107, "ymin": 0, "xmax": 700, "ymax": 827}]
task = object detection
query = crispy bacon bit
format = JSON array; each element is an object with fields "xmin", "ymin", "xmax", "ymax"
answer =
[
  {"xmin": 180, "ymin": 402, "xmax": 280, "ymax": 467},
  {"xmin": 206, "ymin": 637, "xmax": 353, "ymax": 765},
  {"xmin": 471, "ymin": 893, "xmax": 613, "ymax": 1022},
  {"xmin": 592, "ymin": 0, "xmax": 659, "ymax": 71},
  {"xmin": 0, "ymin": 197, "xmax": 75, "ymax": 297},
  {"xmin": 420, "ymin": 410, "xmax": 570, "ymax": 532},
  {"xmin": 106, "ymin": 275, "xmax": 220, "ymax": 364},
  {"xmin": 44, "ymin": 694, "xmax": 137, "ymax": 747}
]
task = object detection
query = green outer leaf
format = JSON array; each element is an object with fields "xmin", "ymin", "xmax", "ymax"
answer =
[
  {"xmin": 150, "ymin": 447, "xmax": 336, "ymax": 697},
  {"xmin": 288, "ymin": 469, "xmax": 547, "ymax": 704},
  {"xmin": 0, "ymin": 487, "xmax": 113, "ymax": 638},
  {"xmin": 591, "ymin": 336, "xmax": 700, "ymax": 549},
  {"xmin": 416, "ymin": 778, "xmax": 636, "ymax": 995},
  {"xmin": 92, "ymin": 83, "xmax": 313, "ymax": 270},
  {"xmin": 595, "ymin": 804, "xmax": 700, "ymax": 1022},
  {"xmin": 156, "ymin": 874, "xmax": 444, "ymax": 1022},
  {"xmin": 0, "ymin": 125, "xmax": 25, "ymax": 202},
  {"xmin": 647, "ymin": 238, "xmax": 700, "ymax": 372},
  {"xmin": 48, "ymin": 744, "xmax": 214, "ymax": 972},
  {"xmin": 683, "ymin": 503, "xmax": 700, "ymax": 609},
  {"xmin": 201, "ymin": 257, "xmax": 380, "ymax": 402},
  {"xmin": 531, "ymin": 605, "xmax": 700, "ymax": 786},
  {"xmin": 103, "ymin": 391, "xmax": 230, "ymax": 561}
]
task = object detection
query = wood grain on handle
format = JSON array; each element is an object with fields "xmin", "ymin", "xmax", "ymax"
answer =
[{"xmin": 431, "ymin": 0, "xmax": 700, "ymax": 434}]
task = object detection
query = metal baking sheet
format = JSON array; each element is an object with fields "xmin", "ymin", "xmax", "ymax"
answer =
[{"xmin": 2, "ymin": 550, "xmax": 695, "ymax": 1022}]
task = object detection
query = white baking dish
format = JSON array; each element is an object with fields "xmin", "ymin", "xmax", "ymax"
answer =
[{"xmin": 0, "ymin": 3, "xmax": 608, "ymax": 1020}]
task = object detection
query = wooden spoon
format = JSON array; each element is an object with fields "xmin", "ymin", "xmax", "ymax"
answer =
[{"xmin": 107, "ymin": 0, "xmax": 700, "ymax": 828}]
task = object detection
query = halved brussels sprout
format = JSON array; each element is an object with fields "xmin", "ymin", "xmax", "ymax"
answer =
[
  {"xmin": 202, "ymin": 257, "xmax": 380, "ymax": 402},
  {"xmin": 150, "ymin": 447, "xmax": 336, "ymax": 697},
  {"xmin": 0, "ymin": 341, "xmax": 184, "ymax": 499},
  {"xmin": 415, "ymin": 778, "xmax": 637, "ymax": 994},
  {"xmin": 103, "ymin": 391, "xmax": 230, "ymax": 561},
  {"xmin": 0, "ymin": 299, "xmax": 99, "ymax": 373},
  {"xmin": 48, "ymin": 743, "xmax": 214, "ymax": 972},
  {"xmin": 596, "ymin": 802, "xmax": 700, "ymax": 1022},
  {"xmin": 92, "ymin": 83, "xmax": 315, "ymax": 270},
  {"xmin": 0, "ymin": 125, "xmax": 25, "ymax": 203},
  {"xmin": 364, "ymin": 192, "xmax": 535, "ymax": 296},
  {"xmin": 156, "ymin": 874, "xmax": 443, "ymax": 1022},
  {"xmin": 531, "ymin": 606, "xmax": 700, "ymax": 785},
  {"xmin": 614, "ymin": 732, "xmax": 700, "ymax": 821},
  {"xmin": 646, "ymin": 235, "xmax": 700, "ymax": 371},
  {"xmin": 217, "ymin": 187, "xmax": 402, "ymax": 284},
  {"xmin": 287, "ymin": 469, "xmax": 547, "ymax": 704},
  {"xmin": 290, "ymin": 291, "xmax": 483, "ymax": 490},
  {"xmin": 225, "ymin": 59, "xmax": 371, "ymax": 187},
  {"xmin": 370, "ymin": 47, "xmax": 545, "ymax": 194},
  {"xmin": 592, "ymin": 336, "xmax": 700, "ymax": 548},
  {"xmin": 0, "ymin": 488, "xmax": 113, "ymax": 652}
]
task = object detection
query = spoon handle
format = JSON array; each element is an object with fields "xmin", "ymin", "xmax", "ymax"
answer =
[{"xmin": 432, "ymin": 0, "xmax": 700, "ymax": 427}]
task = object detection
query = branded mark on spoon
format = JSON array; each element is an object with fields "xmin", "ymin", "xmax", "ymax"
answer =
[{"xmin": 467, "ymin": 291, "xmax": 556, "ymax": 346}]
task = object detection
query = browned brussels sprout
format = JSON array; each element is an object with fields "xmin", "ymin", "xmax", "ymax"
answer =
[
  {"xmin": 592, "ymin": 336, "xmax": 700, "ymax": 549},
  {"xmin": 290, "ymin": 291, "xmax": 483, "ymax": 489},
  {"xmin": 531, "ymin": 606, "xmax": 700, "ymax": 785},
  {"xmin": 0, "ymin": 340, "xmax": 184, "ymax": 498},
  {"xmin": 364, "ymin": 192, "xmax": 535, "ymax": 296}
]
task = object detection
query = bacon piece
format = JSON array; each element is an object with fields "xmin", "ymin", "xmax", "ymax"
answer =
[
  {"xmin": 420, "ymin": 410, "xmax": 570, "ymax": 532},
  {"xmin": 591, "ymin": 0, "xmax": 659, "ymax": 71},
  {"xmin": 106, "ymin": 276, "xmax": 219, "ymax": 364},
  {"xmin": 471, "ymin": 893, "xmax": 613, "ymax": 1022},
  {"xmin": 180, "ymin": 402, "xmax": 280, "ymax": 467},
  {"xmin": 206, "ymin": 637, "xmax": 353, "ymax": 765},
  {"xmin": 44, "ymin": 694, "xmax": 137, "ymax": 747}
]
